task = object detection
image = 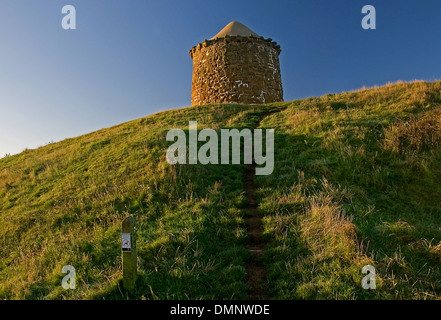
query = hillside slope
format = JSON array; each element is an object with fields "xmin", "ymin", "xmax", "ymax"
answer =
[{"xmin": 1, "ymin": 81, "xmax": 441, "ymax": 299}]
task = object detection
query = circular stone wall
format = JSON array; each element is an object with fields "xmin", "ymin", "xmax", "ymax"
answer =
[{"xmin": 189, "ymin": 36, "xmax": 283, "ymax": 105}]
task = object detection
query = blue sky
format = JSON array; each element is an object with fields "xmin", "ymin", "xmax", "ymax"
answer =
[{"xmin": 0, "ymin": 0, "xmax": 440, "ymax": 156}]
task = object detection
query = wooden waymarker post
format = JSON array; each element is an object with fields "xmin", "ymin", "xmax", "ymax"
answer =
[{"xmin": 121, "ymin": 216, "xmax": 137, "ymax": 290}]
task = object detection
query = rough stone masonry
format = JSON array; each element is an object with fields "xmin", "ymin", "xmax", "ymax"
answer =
[{"xmin": 189, "ymin": 21, "xmax": 283, "ymax": 105}]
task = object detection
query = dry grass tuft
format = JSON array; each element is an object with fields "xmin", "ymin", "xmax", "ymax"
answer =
[{"xmin": 384, "ymin": 109, "xmax": 441, "ymax": 154}]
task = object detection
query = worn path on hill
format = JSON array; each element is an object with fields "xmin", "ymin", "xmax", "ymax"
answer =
[{"xmin": 244, "ymin": 108, "xmax": 282, "ymax": 300}]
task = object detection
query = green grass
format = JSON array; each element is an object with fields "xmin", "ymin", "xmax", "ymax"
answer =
[
  {"xmin": 1, "ymin": 80, "xmax": 441, "ymax": 299},
  {"xmin": 257, "ymin": 80, "xmax": 441, "ymax": 299}
]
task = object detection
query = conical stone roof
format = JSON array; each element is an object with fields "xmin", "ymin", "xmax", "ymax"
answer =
[{"xmin": 210, "ymin": 21, "xmax": 260, "ymax": 40}]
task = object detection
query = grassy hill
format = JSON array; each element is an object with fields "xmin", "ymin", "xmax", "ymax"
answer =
[{"xmin": 1, "ymin": 80, "xmax": 441, "ymax": 299}]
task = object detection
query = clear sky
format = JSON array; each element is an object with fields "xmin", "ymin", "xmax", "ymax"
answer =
[{"xmin": 1, "ymin": 0, "xmax": 440, "ymax": 156}]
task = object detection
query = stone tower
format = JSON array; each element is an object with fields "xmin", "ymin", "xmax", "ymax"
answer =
[{"xmin": 189, "ymin": 21, "xmax": 283, "ymax": 105}]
